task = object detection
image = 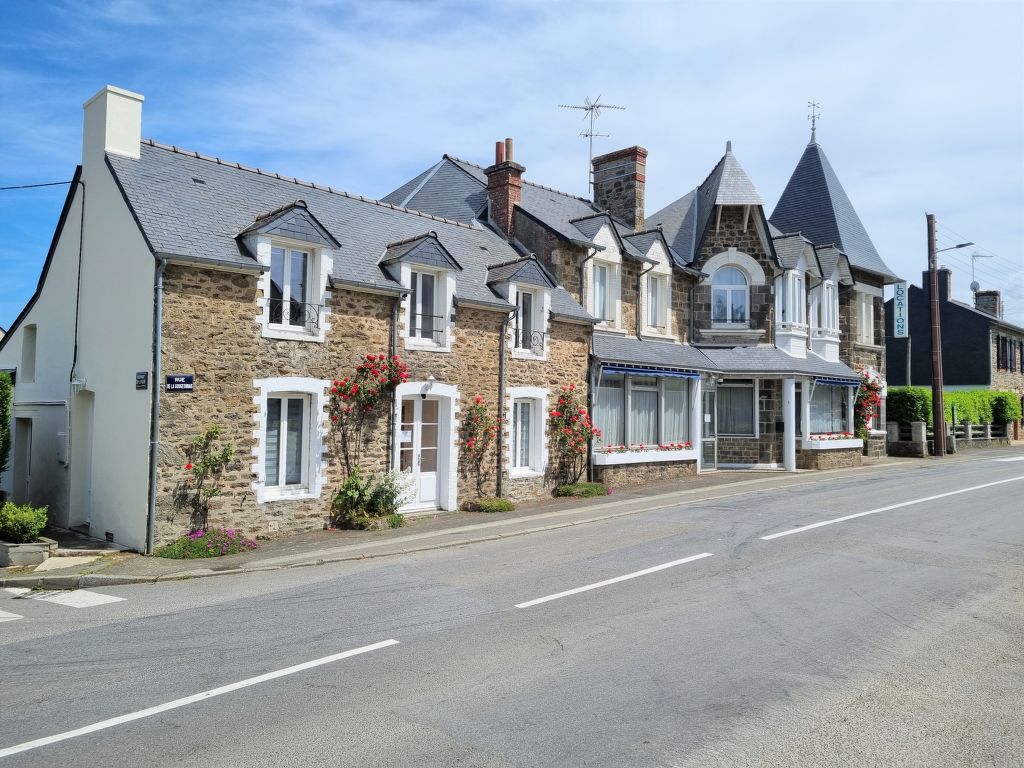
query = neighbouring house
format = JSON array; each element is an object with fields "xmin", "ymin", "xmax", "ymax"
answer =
[
  {"xmin": 0, "ymin": 85, "xmax": 899, "ymax": 551},
  {"xmin": 386, "ymin": 131, "xmax": 900, "ymax": 477},
  {"xmin": 884, "ymin": 269, "xmax": 1024, "ymax": 400},
  {"xmin": 0, "ymin": 86, "xmax": 593, "ymax": 551}
]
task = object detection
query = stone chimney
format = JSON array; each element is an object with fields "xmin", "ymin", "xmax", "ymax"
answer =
[
  {"xmin": 974, "ymin": 290, "xmax": 1002, "ymax": 318},
  {"xmin": 82, "ymin": 85, "xmax": 144, "ymax": 172},
  {"xmin": 484, "ymin": 138, "xmax": 525, "ymax": 239},
  {"xmin": 937, "ymin": 267, "xmax": 952, "ymax": 302},
  {"xmin": 592, "ymin": 146, "xmax": 648, "ymax": 231}
]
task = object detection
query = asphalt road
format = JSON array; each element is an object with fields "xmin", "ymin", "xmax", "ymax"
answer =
[{"xmin": 2, "ymin": 449, "xmax": 1022, "ymax": 767}]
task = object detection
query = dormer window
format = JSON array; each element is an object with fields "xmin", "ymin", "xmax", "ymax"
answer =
[
  {"xmin": 409, "ymin": 269, "xmax": 443, "ymax": 345},
  {"xmin": 712, "ymin": 267, "xmax": 748, "ymax": 324},
  {"xmin": 590, "ymin": 259, "xmax": 620, "ymax": 328},
  {"xmin": 645, "ymin": 273, "xmax": 670, "ymax": 335},
  {"xmin": 777, "ymin": 270, "xmax": 806, "ymax": 326},
  {"xmin": 514, "ymin": 287, "xmax": 547, "ymax": 357},
  {"xmin": 270, "ymin": 246, "xmax": 315, "ymax": 329}
]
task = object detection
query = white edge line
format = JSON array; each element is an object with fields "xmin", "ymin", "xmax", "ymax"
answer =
[
  {"xmin": 761, "ymin": 475, "xmax": 1024, "ymax": 541},
  {"xmin": 515, "ymin": 552, "xmax": 714, "ymax": 609},
  {"xmin": 0, "ymin": 638, "xmax": 399, "ymax": 759}
]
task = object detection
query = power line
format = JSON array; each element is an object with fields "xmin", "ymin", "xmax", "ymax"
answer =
[{"xmin": 0, "ymin": 180, "xmax": 74, "ymax": 191}]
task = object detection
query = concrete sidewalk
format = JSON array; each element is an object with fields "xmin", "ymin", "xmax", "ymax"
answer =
[{"xmin": 0, "ymin": 454, "xmax": 958, "ymax": 590}]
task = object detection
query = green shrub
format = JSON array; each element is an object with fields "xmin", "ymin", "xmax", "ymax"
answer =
[
  {"xmin": 0, "ymin": 371, "xmax": 11, "ymax": 477},
  {"xmin": 554, "ymin": 482, "xmax": 608, "ymax": 498},
  {"xmin": 887, "ymin": 387, "xmax": 931, "ymax": 425},
  {"xmin": 462, "ymin": 497, "xmax": 514, "ymax": 513},
  {"xmin": 154, "ymin": 527, "xmax": 258, "ymax": 559},
  {"xmin": 386, "ymin": 514, "xmax": 405, "ymax": 529},
  {"xmin": 991, "ymin": 392, "xmax": 1023, "ymax": 424},
  {"xmin": 0, "ymin": 502, "xmax": 49, "ymax": 543},
  {"xmin": 332, "ymin": 468, "xmax": 414, "ymax": 529}
]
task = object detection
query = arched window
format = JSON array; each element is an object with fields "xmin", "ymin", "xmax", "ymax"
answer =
[{"xmin": 712, "ymin": 267, "xmax": 748, "ymax": 324}]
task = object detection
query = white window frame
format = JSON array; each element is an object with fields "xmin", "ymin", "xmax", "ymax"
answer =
[
  {"xmin": 506, "ymin": 386, "xmax": 548, "ymax": 479},
  {"xmin": 253, "ymin": 235, "xmax": 332, "ymax": 343},
  {"xmin": 401, "ymin": 264, "xmax": 454, "ymax": 352},
  {"xmin": 594, "ymin": 374, "xmax": 694, "ymax": 450},
  {"xmin": 712, "ymin": 267, "xmax": 750, "ymax": 326},
  {"xmin": 510, "ymin": 284, "xmax": 550, "ymax": 360},
  {"xmin": 251, "ymin": 377, "xmax": 329, "ymax": 503},
  {"xmin": 777, "ymin": 269, "xmax": 806, "ymax": 328},
  {"xmin": 717, "ymin": 380, "xmax": 758, "ymax": 437},
  {"xmin": 856, "ymin": 290, "xmax": 876, "ymax": 345},
  {"xmin": 643, "ymin": 273, "xmax": 673, "ymax": 337}
]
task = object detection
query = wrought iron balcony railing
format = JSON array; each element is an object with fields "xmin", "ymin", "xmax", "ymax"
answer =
[
  {"xmin": 269, "ymin": 298, "xmax": 322, "ymax": 331},
  {"xmin": 409, "ymin": 313, "xmax": 447, "ymax": 345},
  {"xmin": 514, "ymin": 327, "xmax": 547, "ymax": 355}
]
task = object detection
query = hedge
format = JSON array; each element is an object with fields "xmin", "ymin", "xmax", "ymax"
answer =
[
  {"xmin": 0, "ymin": 371, "xmax": 11, "ymax": 477},
  {"xmin": 887, "ymin": 387, "xmax": 1023, "ymax": 426}
]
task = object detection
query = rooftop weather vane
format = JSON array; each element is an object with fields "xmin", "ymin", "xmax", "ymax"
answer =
[
  {"xmin": 559, "ymin": 95, "xmax": 626, "ymax": 190},
  {"xmin": 808, "ymin": 100, "xmax": 822, "ymax": 142}
]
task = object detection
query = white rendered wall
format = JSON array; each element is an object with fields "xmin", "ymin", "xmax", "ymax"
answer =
[
  {"xmin": 69, "ymin": 86, "xmax": 154, "ymax": 550},
  {"xmin": 0, "ymin": 185, "xmax": 83, "ymax": 524}
]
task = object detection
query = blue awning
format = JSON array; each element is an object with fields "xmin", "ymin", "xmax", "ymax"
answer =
[
  {"xmin": 601, "ymin": 364, "xmax": 701, "ymax": 380},
  {"xmin": 814, "ymin": 377, "xmax": 860, "ymax": 387}
]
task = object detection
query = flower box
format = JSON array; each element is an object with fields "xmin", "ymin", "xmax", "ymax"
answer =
[
  {"xmin": 800, "ymin": 438, "xmax": 863, "ymax": 451},
  {"xmin": 592, "ymin": 448, "xmax": 698, "ymax": 465}
]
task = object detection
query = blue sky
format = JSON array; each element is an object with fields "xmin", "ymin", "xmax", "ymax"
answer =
[{"xmin": 2, "ymin": 0, "xmax": 1022, "ymax": 331}]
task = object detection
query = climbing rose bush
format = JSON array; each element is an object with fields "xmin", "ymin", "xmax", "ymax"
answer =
[
  {"xmin": 460, "ymin": 394, "xmax": 499, "ymax": 497},
  {"xmin": 548, "ymin": 384, "xmax": 601, "ymax": 485},
  {"xmin": 329, "ymin": 354, "xmax": 409, "ymax": 472},
  {"xmin": 855, "ymin": 365, "xmax": 884, "ymax": 435}
]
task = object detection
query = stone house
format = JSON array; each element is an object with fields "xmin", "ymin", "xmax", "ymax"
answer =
[
  {"xmin": 386, "ymin": 131, "xmax": 900, "ymax": 477},
  {"xmin": 0, "ymin": 86, "xmax": 593, "ymax": 551},
  {"xmin": 884, "ymin": 269, "xmax": 1024, "ymax": 403}
]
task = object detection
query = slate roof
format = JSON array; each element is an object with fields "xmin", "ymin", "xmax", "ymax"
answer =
[
  {"xmin": 485, "ymin": 257, "xmax": 556, "ymax": 288},
  {"xmin": 593, "ymin": 333, "xmax": 716, "ymax": 371},
  {"xmin": 699, "ymin": 346, "xmax": 859, "ymax": 379},
  {"xmin": 647, "ymin": 145, "xmax": 764, "ymax": 265},
  {"xmin": 770, "ymin": 139, "xmax": 899, "ymax": 282},
  {"xmin": 813, "ymin": 244, "xmax": 854, "ymax": 285},
  {"xmin": 106, "ymin": 141, "xmax": 591, "ymax": 321},
  {"xmin": 381, "ymin": 159, "xmax": 487, "ymax": 222}
]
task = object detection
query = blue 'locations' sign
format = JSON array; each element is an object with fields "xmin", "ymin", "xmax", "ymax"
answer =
[
  {"xmin": 892, "ymin": 282, "xmax": 909, "ymax": 338},
  {"xmin": 165, "ymin": 374, "xmax": 194, "ymax": 392}
]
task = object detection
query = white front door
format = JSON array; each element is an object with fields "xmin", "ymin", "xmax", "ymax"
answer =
[{"xmin": 399, "ymin": 397, "xmax": 440, "ymax": 508}]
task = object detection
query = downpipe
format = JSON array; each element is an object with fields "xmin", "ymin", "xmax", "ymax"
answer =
[{"xmin": 145, "ymin": 258, "xmax": 168, "ymax": 554}]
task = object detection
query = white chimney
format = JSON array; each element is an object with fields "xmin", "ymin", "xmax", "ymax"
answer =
[{"xmin": 82, "ymin": 85, "xmax": 144, "ymax": 169}]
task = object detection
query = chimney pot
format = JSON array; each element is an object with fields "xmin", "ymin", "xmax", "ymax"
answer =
[
  {"xmin": 495, "ymin": 140, "xmax": 505, "ymax": 165},
  {"xmin": 484, "ymin": 138, "xmax": 525, "ymax": 239},
  {"xmin": 505, "ymin": 138, "xmax": 514, "ymax": 163}
]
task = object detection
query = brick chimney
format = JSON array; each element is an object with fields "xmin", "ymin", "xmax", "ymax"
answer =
[
  {"xmin": 937, "ymin": 267, "xmax": 952, "ymax": 301},
  {"xmin": 974, "ymin": 290, "xmax": 1002, "ymax": 318},
  {"xmin": 484, "ymin": 138, "xmax": 524, "ymax": 239},
  {"xmin": 592, "ymin": 146, "xmax": 648, "ymax": 231}
]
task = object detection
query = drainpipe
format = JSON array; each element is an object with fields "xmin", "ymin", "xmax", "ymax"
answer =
[
  {"xmin": 587, "ymin": 339, "xmax": 597, "ymax": 483},
  {"xmin": 145, "ymin": 257, "xmax": 168, "ymax": 555},
  {"xmin": 388, "ymin": 295, "xmax": 401, "ymax": 470},
  {"xmin": 637, "ymin": 262, "xmax": 655, "ymax": 339},
  {"xmin": 496, "ymin": 310, "xmax": 513, "ymax": 498},
  {"xmin": 688, "ymin": 283, "xmax": 696, "ymax": 343}
]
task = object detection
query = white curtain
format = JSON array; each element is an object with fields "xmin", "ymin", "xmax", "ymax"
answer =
[
  {"xmin": 663, "ymin": 380, "xmax": 689, "ymax": 442},
  {"xmin": 629, "ymin": 383, "xmax": 658, "ymax": 445},
  {"xmin": 266, "ymin": 398, "xmax": 281, "ymax": 486},
  {"xmin": 810, "ymin": 386, "xmax": 847, "ymax": 433},
  {"xmin": 718, "ymin": 386, "xmax": 754, "ymax": 435},
  {"xmin": 595, "ymin": 376, "xmax": 624, "ymax": 446}
]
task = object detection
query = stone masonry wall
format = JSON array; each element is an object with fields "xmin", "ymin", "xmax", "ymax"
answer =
[
  {"xmin": 158, "ymin": 265, "xmax": 591, "ymax": 543},
  {"xmin": 692, "ymin": 206, "xmax": 775, "ymax": 338},
  {"xmin": 796, "ymin": 446, "xmax": 862, "ymax": 470},
  {"xmin": 593, "ymin": 459, "xmax": 696, "ymax": 488},
  {"xmin": 842, "ymin": 271, "xmax": 886, "ymax": 374},
  {"xmin": 157, "ymin": 266, "xmax": 393, "ymax": 544},
  {"xmin": 991, "ymin": 330, "xmax": 1024, "ymax": 395}
]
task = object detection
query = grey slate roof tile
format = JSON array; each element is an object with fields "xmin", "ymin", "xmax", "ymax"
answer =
[
  {"xmin": 593, "ymin": 333, "xmax": 716, "ymax": 371},
  {"xmin": 106, "ymin": 141, "xmax": 588, "ymax": 319},
  {"xmin": 770, "ymin": 140, "xmax": 899, "ymax": 282},
  {"xmin": 699, "ymin": 346, "xmax": 859, "ymax": 378}
]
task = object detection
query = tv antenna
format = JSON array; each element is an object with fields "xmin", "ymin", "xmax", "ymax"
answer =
[
  {"xmin": 559, "ymin": 95, "xmax": 625, "ymax": 190},
  {"xmin": 970, "ymin": 251, "xmax": 993, "ymax": 292}
]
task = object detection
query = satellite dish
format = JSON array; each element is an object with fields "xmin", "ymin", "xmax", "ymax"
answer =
[{"xmin": 970, "ymin": 280, "xmax": 980, "ymax": 292}]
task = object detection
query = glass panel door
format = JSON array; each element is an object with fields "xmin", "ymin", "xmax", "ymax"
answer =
[
  {"xmin": 702, "ymin": 390, "xmax": 717, "ymax": 469},
  {"xmin": 398, "ymin": 396, "xmax": 441, "ymax": 507}
]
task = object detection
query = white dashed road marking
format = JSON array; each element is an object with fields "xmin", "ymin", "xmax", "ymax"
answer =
[
  {"xmin": 0, "ymin": 609, "xmax": 23, "ymax": 622},
  {"xmin": 994, "ymin": 456, "xmax": 1024, "ymax": 462}
]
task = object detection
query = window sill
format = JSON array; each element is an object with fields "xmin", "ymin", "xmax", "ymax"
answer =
[
  {"xmin": 800, "ymin": 438, "xmax": 862, "ymax": 450},
  {"xmin": 509, "ymin": 468, "xmax": 544, "ymax": 479},
  {"xmin": 263, "ymin": 325, "xmax": 323, "ymax": 343},
  {"xmin": 853, "ymin": 341, "xmax": 883, "ymax": 350},
  {"xmin": 640, "ymin": 330, "xmax": 678, "ymax": 342},
  {"xmin": 812, "ymin": 329, "xmax": 840, "ymax": 338},
  {"xmin": 404, "ymin": 337, "xmax": 452, "ymax": 353},
  {"xmin": 595, "ymin": 323, "xmax": 627, "ymax": 334},
  {"xmin": 711, "ymin": 322, "xmax": 751, "ymax": 330},
  {"xmin": 593, "ymin": 448, "xmax": 697, "ymax": 465},
  {"xmin": 511, "ymin": 348, "xmax": 548, "ymax": 362},
  {"xmin": 261, "ymin": 487, "xmax": 316, "ymax": 502}
]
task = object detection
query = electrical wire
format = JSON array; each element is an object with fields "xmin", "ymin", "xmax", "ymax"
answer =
[{"xmin": 0, "ymin": 180, "xmax": 74, "ymax": 191}]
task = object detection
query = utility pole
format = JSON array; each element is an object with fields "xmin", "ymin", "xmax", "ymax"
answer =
[{"xmin": 927, "ymin": 213, "xmax": 946, "ymax": 457}]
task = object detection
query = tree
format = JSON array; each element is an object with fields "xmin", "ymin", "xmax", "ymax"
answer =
[{"xmin": 0, "ymin": 371, "xmax": 11, "ymax": 479}]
